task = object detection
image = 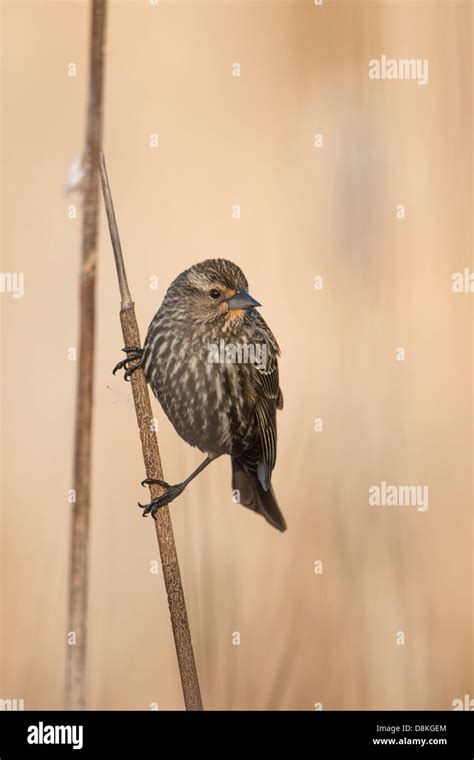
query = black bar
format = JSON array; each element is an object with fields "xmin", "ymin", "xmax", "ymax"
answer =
[{"xmin": 0, "ymin": 710, "xmax": 472, "ymax": 757}]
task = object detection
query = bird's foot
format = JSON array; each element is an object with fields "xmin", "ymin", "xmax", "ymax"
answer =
[
  {"xmin": 113, "ymin": 347, "xmax": 144, "ymax": 381},
  {"xmin": 138, "ymin": 481, "xmax": 186, "ymax": 518}
]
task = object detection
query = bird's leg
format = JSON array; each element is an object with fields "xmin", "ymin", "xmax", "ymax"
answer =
[
  {"xmin": 139, "ymin": 456, "xmax": 216, "ymax": 518},
  {"xmin": 113, "ymin": 346, "xmax": 144, "ymax": 381}
]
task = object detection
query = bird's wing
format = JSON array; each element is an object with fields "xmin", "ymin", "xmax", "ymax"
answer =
[{"xmin": 248, "ymin": 312, "xmax": 282, "ymax": 490}]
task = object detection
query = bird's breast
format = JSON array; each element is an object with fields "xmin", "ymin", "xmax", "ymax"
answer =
[{"xmin": 143, "ymin": 325, "xmax": 257, "ymax": 456}]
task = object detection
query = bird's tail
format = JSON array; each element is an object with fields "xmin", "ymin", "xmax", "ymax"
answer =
[{"xmin": 231, "ymin": 457, "xmax": 287, "ymax": 532}]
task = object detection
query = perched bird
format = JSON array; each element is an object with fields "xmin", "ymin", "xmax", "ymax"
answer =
[{"xmin": 116, "ymin": 259, "xmax": 286, "ymax": 532}]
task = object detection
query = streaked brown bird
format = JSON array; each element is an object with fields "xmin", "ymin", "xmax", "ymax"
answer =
[{"xmin": 116, "ymin": 259, "xmax": 286, "ymax": 531}]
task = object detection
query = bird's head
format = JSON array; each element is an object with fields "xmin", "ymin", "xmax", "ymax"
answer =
[{"xmin": 168, "ymin": 259, "xmax": 261, "ymax": 326}]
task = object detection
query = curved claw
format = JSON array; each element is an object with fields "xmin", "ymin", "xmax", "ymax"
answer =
[
  {"xmin": 141, "ymin": 477, "xmax": 169, "ymax": 488},
  {"xmin": 124, "ymin": 363, "xmax": 143, "ymax": 381},
  {"xmin": 138, "ymin": 499, "xmax": 162, "ymax": 519},
  {"xmin": 113, "ymin": 349, "xmax": 144, "ymax": 380},
  {"xmin": 112, "ymin": 359, "xmax": 127, "ymax": 376}
]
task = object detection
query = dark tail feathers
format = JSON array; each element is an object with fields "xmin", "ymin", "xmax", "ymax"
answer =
[{"xmin": 231, "ymin": 458, "xmax": 287, "ymax": 532}]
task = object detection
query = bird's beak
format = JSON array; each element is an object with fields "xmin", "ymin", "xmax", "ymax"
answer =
[{"xmin": 227, "ymin": 288, "xmax": 261, "ymax": 310}]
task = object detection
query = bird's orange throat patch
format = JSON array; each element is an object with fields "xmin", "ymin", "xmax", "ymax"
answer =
[
  {"xmin": 227, "ymin": 308, "xmax": 246, "ymax": 321},
  {"xmin": 222, "ymin": 307, "xmax": 246, "ymax": 335}
]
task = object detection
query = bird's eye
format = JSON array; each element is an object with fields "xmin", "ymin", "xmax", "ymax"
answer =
[{"xmin": 208, "ymin": 289, "xmax": 221, "ymax": 300}]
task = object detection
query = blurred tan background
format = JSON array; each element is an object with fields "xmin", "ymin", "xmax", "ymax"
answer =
[{"xmin": 1, "ymin": 0, "xmax": 472, "ymax": 710}]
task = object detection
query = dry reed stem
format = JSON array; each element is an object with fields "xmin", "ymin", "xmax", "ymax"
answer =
[
  {"xmin": 99, "ymin": 153, "xmax": 203, "ymax": 711},
  {"xmin": 66, "ymin": 0, "xmax": 107, "ymax": 711}
]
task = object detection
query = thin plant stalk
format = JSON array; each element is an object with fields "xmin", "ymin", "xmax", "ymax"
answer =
[
  {"xmin": 99, "ymin": 152, "xmax": 203, "ymax": 711},
  {"xmin": 66, "ymin": 0, "xmax": 107, "ymax": 711}
]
